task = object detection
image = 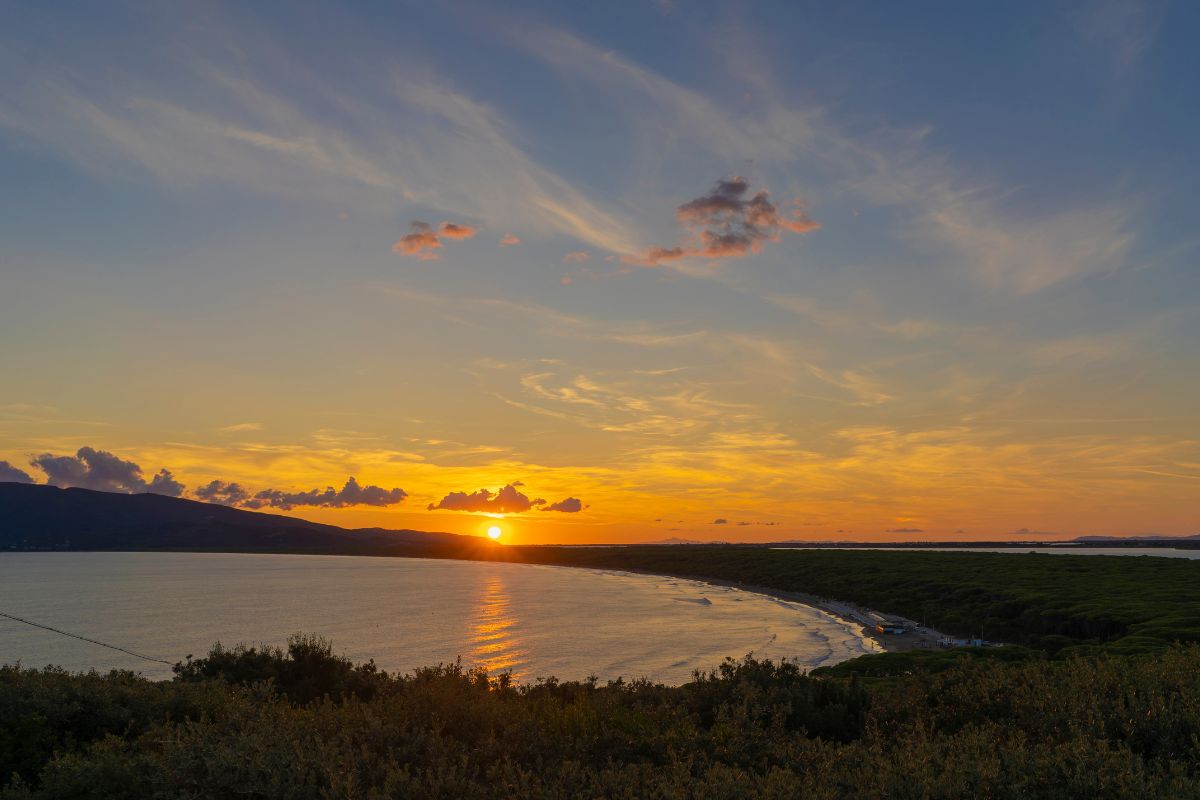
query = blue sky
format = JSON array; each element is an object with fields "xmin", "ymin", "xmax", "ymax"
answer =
[{"xmin": 1, "ymin": 0, "xmax": 1197, "ymax": 542}]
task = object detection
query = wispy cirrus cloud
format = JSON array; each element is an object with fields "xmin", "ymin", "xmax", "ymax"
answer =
[
  {"xmin": 505, "ymin": 19, "xmax": 1138, "ymax": 294},
  {"xmin": 217, "ymin": 422, "xmax": 263, "ymax": 433},
  {"xmin": 0, "ymin": 22, "xmax": 639, "ymax": 255},
  {"xmin": 1072, "ymin": 0, "xmax": 1166, "ymax": 77}
]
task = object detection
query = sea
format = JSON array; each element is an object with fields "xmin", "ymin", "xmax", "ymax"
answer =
[{"xmin": 0, "ymin": 552, "xmax": 880, "ymax": 684}]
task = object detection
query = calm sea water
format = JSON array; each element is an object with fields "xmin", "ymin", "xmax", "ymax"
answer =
[{"xmin": 0, "ymin": 552, "xmax": 879, "ymax": 684}]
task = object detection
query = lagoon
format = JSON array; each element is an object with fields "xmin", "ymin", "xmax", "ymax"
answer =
[{"xmin": 0, "ymin": 552, "xmax": 878, "ymax": 683}]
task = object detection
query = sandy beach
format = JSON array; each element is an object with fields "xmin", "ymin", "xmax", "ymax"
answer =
[
  {"xmin": 615, "ymin": 568, "xmax": 948, "ymax": 654},
  {"xmin": 718, "ymin": 580, "xmax": 948, "ymax": 654}
]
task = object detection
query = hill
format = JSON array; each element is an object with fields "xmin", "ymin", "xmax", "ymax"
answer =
[{"xmin": 0, "ymin": 482, "xmax": 474, "ymax": 555}]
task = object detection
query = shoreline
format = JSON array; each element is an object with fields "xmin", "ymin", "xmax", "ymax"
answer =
[
  {"xmin": 2, "ymin": 549, "xmax": 951, "ymax": 657},
  {"xmin": 607, "ymin": 566, "xmax": 949, "ymax": 655}
]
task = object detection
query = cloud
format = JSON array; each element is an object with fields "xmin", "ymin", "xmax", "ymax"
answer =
[
  {"xmin": 148, "ymin": 470, "xmax": 186, "ymax": 496},
  {"xmin": 1072, "ymin": 0, "xmax": 1165, "ymax": 76},
  {"xmin": 392, "ymin": 221, "xmax": 442, "ymax": 260},
  {"xmin": 563, "ymin": 250, "xmax": 591, "ymax": 263},
  {"xmin": 1011, "ymin": 527, "xmax": 1058, "ymax": 537},
  {"xmin": 713, "ymin": 518, "xmax": 728, "ymax": 525},
  {"xmin": 193, "ymin": 479, "xmax": 251, "ymax": 506},
  {"xmin": 427, "ymin": 483, "xmax": 550, "ymax": 513},
  {"xmin": 0, "ymin": 22, "xmax": 641, "ymax": 256},
  {"xmin": 29, "ymin": 446, "xmax": 184, "ymax": 496},
  {"xmin": 438, "ymin": 221, "xmax": 477, "ymax": 240},
  {"xmin": 510, "ymin": 23, "xmax": 1135, "ymax": 294},
  {"xmin": 217, "ymin": 422, "xmax": 263, "ymax": 433},
  {"xmin": 0, "ymin": 460, "xmax": 35, "ymax": 483},
  {"xmin": 623, "ymin": 177, "xmax": 818, "ymax": 266},
  {"xmin": 885, "ymin": 527, "xmax": 924, "ymax": 533},
  {"xmin": 244, "ymin": 476, "xmax": 407, "ymax": 510},
  {"xmin": 392, "ymin": 220, "xmax": 478, "ymax": 259},
  {"xmin": 542, "ymin": 497, "xmax": 583, "ymax": 513},
  {"xmin": 498, "ymin": 233, "xmax": 521, "ymax": 247}
]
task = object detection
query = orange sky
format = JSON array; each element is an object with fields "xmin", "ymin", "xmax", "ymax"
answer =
[{"xmin": 2, "ymin": 3, "xmax": 1198, "ymax": 544}]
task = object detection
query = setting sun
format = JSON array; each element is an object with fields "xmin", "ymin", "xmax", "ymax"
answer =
[{"xmin": 487, "ymin": 526, "xmax": 502, "ymax": 540}]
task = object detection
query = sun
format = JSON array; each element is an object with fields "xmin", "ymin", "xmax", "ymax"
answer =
[{"xmin": 487, "ymin": 526, "xmax": 502, "ymax": 540}]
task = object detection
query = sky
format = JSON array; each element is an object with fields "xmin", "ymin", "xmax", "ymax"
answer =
[{"xmin": 1, "ymin": 0, "xmax": 1198, "ymax": 544}]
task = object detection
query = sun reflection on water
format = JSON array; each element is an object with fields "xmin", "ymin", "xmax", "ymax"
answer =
[{"xmin": 468, "ymin": 574, "xmax": 526, "ymax": 680}]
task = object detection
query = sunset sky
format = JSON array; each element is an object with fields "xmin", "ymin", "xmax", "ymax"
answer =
[{"xmin": 1, "ymin": 1, "xmax": 1197, "ymax": 543}]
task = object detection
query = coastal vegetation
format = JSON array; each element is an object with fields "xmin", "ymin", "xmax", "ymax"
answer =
[
  {"xmin": 488, "ymin": 546, "xmax": 1200, "ymax": 663},
  {"xmin": 4, "ymin": 635, "xmax": 1200, "ymax": 798}
]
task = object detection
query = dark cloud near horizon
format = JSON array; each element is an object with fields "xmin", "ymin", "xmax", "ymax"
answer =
[
  {"xmin": 193, "ymin": 479, "xmax": 251, "ymax": 507},
  {"xmin": 624, "ymin": 177, "xmax": 819, "ymax": 266},
  {"xmin": 542, "ymin": 497, "xmax": 583, "ymax": 513},
  {"xmin": 713, "ymin": 518, "xmax": 728, "ymax": 525},
  {"xmin": 427, "ymin": 483, "xmax": 545, "ymax": 513},
  {"xmin": 1011, "ymin": 527, "xmax": 1057, "ymax": 537},
  {"xmin": 30, "ymin": 447, "xmax": 184, "ymax": 496},
  {"xmin": 244, "ymin": 477, "xmax": 407, "ymax": 510},
  {"xmin": 428, "ymin": 483, "xmax": 585, "ymax": 514},
  {"xmin": 0, "ymin": 460, "xmax": 34, "ymax": 483},
  {"xmin": 885, "ymin": 527, "xmax": 925, "ymax": 533}
]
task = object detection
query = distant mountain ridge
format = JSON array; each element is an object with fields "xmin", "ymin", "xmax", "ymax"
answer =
[{"xmin": 0, "ymin": 482, "xmax": 473, "ymax": 555}]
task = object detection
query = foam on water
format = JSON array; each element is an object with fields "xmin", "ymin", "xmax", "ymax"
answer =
[{"xmin": 0, "ymin": 552, "xmax": 880, "ymax": 684}]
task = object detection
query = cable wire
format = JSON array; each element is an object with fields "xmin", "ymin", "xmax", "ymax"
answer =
[{"xmin": 0, "ymin": 610, "xmax": 174, "ymax": 666}]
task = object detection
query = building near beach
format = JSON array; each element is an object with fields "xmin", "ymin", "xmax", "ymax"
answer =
[{"xmin": 867, "ymin": 612, "xmax": 908, "ymax": 635}]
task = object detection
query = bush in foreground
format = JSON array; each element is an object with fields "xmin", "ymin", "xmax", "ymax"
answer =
[{"xmin": 3, "ymin": 639, "xmax": 1200, "ymax": 798}]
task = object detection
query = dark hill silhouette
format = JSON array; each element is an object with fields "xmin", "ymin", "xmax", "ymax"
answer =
[{"xmin": 0, "ymin": 482, "xmax": 482, "ymax": 556}]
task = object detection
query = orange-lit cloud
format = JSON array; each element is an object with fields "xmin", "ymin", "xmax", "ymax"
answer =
[
  {"xmin": 217, "ymin": 422, "xmax": 263, "ymax": 433},
  {"xmin": 393, "ymin": 220, "xmax": 477, "ymax": 259},
  {"xmin": 498, "ymin": 233, "xmax": 521, "ymax": 247},
  {"xmin": 623, "ymin": 177, "xmax": 819, "ymax": 267},
  {"xmin": 393, "ymin": 221, "xmax": 442, "ymax": 259},
  {"xmin": 438, "ymin": 222, "xmax": 478, "ymax": 239}
]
